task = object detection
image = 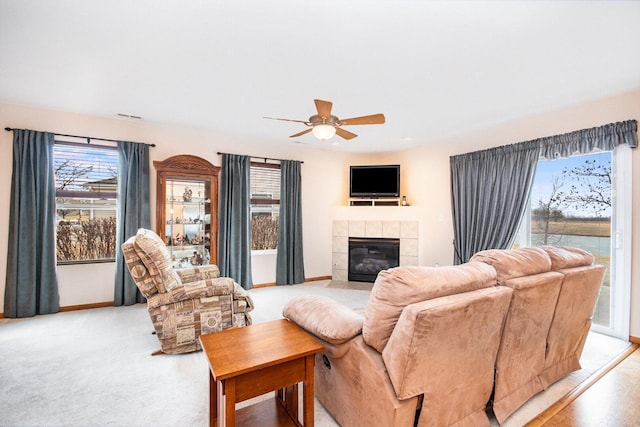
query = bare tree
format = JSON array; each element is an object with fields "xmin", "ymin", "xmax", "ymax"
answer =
[
  {"xmin": 54, "ymin": 159, "xmax": 94, "ymax": 191},
  {"xmin": 532, "ymin": 176, "xmax": 566, "ymax": 245},
  {"xmin": 561, "ymin": 158, "xmax": 611, "ymax": 217},
  {"xmin": 251, "ymin": 215, "xmax": 278, "ymax": 250}
]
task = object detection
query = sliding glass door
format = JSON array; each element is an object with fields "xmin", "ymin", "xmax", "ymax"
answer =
[{"xmin": 514, "ymin": 146, "xmax": 631, "ymax": 339}]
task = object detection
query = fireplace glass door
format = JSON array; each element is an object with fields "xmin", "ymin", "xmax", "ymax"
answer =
[{"xmin": 348, "ymin": 237, "xmax": 400, "ymax": 282}]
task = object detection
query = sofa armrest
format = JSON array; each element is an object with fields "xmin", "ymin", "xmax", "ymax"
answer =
[
  {"xmin": 283, "ymin": 295, "xmax": 363, "ymax": 345},
  {"xmin": 175, "ymin": 264, "xmax": 221, "ymax": 283},
  {"xmin": 147, "ymin": 277, "xmax": 235, "ymax": 309}
]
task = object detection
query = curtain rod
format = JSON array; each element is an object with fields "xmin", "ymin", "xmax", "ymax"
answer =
[
  {"xmin": 4, "ymin": 127, "xmax": 156, "ymax": 147},
  {"xmin": 216, "ymin": 151, "xmax": 303, "ymax": 163}
]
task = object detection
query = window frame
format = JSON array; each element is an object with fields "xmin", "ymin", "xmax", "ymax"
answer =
[
  {"xmin": 54, "ymin": 139, "xmax": 119, "ymax": 265},
  {"xmin": 250, "ymin": 161, "xmax": 280, "ymax": 253},
  {"xmin": 591, "ymin": 145, "xmax": 631, "ymax": 340}
]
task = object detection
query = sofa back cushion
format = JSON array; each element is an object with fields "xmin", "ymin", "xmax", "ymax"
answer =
[
  {"xmin": 133, "ymin": 228, "xmax": 181, "ymax": 293},
  {"xmin": 469, "ymin": 247, "xmax": 551, "ymax": 284},
  {"xmin": 382, "ymin": 286, "xmax": 513, "ymax": 405},
  {"xmin": 363, "ymin": 262, "xmax": 497, "ymax": 353},
  {"xmin": 539, "ymin": 245, "xmax": 594, "ymax": 270}
]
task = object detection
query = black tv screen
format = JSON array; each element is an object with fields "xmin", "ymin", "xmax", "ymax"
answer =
[{"xmin": 350, "ymin": 165, "xmax": 400, "ymax": 198}]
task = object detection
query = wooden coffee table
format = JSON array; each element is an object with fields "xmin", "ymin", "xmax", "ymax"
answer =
[{"xmin": 200, "ymin": 319, "xmax": 323, "ymax": 427}]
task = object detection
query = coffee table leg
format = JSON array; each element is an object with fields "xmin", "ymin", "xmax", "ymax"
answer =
[
  {"xmin": 303, "ymin": 354, "xmax": 315, "ymax": 426},
  {"xmin": 209, "ymin": 372, "xmax": 217, "ymax": 427},
  {"xmin": 225, "ymin": 378, "xmax": 236, "ymax": 427}
]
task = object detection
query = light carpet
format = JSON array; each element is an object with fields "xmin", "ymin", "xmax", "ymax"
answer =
[{"xmin": 0, "ymin": 280, "xmax": 630, "ymax": 427}]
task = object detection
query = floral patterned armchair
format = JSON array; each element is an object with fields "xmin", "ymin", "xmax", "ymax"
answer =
[{"xmin": 121, "ymin": 228, "xmax": 253, "ymax": 355}]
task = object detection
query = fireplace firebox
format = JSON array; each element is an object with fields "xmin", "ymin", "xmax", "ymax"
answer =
[{"xmin": 348, "ymin": 237, "xmax": 400, "ymax": 282}]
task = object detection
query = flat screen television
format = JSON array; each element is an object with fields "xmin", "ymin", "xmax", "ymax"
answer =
[{"xmin": 350, "ymin": 164, "xmax": 400, "ymax": 198}]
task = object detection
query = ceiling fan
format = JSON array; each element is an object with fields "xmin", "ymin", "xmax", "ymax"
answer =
[{"xmin": 264, "ymin": 99, "xmax": 385, "ymax": 140}]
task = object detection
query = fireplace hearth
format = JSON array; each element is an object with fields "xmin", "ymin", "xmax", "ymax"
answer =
[{"xmin": 348, "ymin": 237, "xmax": 400, "ymax": 282}]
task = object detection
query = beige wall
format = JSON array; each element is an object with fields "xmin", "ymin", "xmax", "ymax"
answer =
[
  {"xmin": 0, "ymin": 102, "xmax": 350, "ymax": 308},
  {"xmin": 393, "ymin": 89, "xmax": 640, "ymax": 339},
  {"xmin": 1, "ymin": 91, "xmax": 638, "ymax": 339}
]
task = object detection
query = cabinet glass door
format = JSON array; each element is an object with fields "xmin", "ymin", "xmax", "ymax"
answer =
[
  {"xmin": 154, "ymin": 154, "xmax": 220, "ymax": 269},
  {"xmin": 164, "ymin": 177, "xmax": 211, "ymax": 268}
]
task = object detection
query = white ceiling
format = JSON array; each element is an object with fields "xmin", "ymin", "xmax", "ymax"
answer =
[{"xmin": 1, "ymin": 0, "xmax": 639, "ymax": 153}]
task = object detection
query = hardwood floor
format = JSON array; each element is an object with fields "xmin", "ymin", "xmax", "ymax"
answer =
[{"xmin": 526, "ymin": 344, "xmax": 640, "ymax": 426}]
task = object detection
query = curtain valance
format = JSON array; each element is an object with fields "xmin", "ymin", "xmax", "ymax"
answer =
[{"xmin": 534, "ymin": 119, "xmax": 637, "ymax": 159}]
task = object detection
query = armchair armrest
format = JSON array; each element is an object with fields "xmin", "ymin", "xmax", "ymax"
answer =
[
  {"xmin": 175, "ymin": 264, "xmax": 221, "ymax": 283},
  {"xmin": 283, "ymin": 295, "xmax": 363, "ymax": 345},
  {"xmin": 147, "ymin": 277, "xmax": 235, "ymax": 309},
  {"xmin": 232, "ymin": 282, "xmax": 255, "ymax": 312}
]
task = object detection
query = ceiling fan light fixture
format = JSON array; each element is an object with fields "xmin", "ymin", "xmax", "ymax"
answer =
[{"xmin": 312, "ymin": 124, "xmax": 336, "ymax": 140}]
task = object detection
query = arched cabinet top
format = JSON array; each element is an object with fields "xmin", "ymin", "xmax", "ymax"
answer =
[{"xmin": 153, "ymin": 154, "xmax": 220, "ymax": 176}]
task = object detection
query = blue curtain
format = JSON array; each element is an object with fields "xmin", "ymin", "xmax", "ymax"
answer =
[
  {"xmin": 113, "ymin": 141, "xmax": 150, "ymax": 306},
  {"xmin": 4, "ymin": 129, "xmax": 59, "ymax": 317},
  {"xmin": 450, "ymin": 141, "xmax": 541, "ymax": 264},
  {"xmin": 276, "ymin": 160, "xmax": 305, "ymax": 285},
  {"xmin": 450, "ymin": 119, "xmax": 637, "ymax": 264},
  {"xmin": 218, "ymin": 154, "xmax": 253, "ymax": 289}
]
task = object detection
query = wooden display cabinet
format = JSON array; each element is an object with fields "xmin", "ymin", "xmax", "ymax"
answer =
[{"xmin": 154, "ymin": 155, "xmax": 220, "ymax": 268}]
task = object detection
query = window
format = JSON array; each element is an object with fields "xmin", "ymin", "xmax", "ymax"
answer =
[
  {"xmin": 54, "ymin": 141, "xmax": 118, "ymax": 263},
  {"xmin": 514, "ymin": 149, "xmax": 631, "ymax": 338},
  {"xmin": 250, "ymin": 162, "xmax": 280, "ymax": 251}
]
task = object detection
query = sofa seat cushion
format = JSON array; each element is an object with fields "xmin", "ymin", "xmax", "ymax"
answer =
[
  {"xmin": 363, "ymin": 262, "xmax": 497, "ymax": 353},
  {"xmin": 540, "ymin": 245, "xmax": 594, "ymax": 269},
  {"xmin": 133, "ymin": 228, "xmax": 182, "ymax": 293},
  {"xmin": 470, "ymin": 247, "xmax": 551, "ymax": 284}
]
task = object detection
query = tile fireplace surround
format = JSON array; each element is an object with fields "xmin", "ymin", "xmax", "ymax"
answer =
[{"xmin": 331, "ymin": 206, "xmax": 420, "ymax": 281}]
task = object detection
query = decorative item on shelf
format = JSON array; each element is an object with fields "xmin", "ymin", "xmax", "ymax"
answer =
[
  {"xmin": 191, "ymin": 251, "xmax": 203, "ymax": 266},
  {"xmin": 402, "ymin": 196, "xmax": 408, "ymax": 206},
  {"xmin": 183, "ymin": 186, "xmax": 193, "ymax": 202},
  {"xmin": 175, "ymin": 233, "xmax": 185, "ymax": 245}
]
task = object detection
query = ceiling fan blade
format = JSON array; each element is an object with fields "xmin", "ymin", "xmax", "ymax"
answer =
[
  {"xmin": 335, "ymin": 127, "xmax": 358, "ymax": 140},
  {"xmin": 338, "ymin": 113, "xmax": 386, "ymax": 126},
  {"xmin": 314, "ymin": 99, "xmax": 333, "ymax": 119},
  {"xmin": 264, "ymin": 116, "xmax": 309, "ymax": 124},
  {"xmin": 289, "ymin": 128, "xmax": 313, "ymax": 138}
]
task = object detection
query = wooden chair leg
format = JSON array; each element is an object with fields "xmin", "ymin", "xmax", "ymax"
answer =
[{"xmin": 151, "ymin": 349, "xmax": 165, "ymax": 356}]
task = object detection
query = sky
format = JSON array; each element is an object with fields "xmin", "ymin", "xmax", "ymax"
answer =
[{"xmin": 530, "ymin": 151, "xmax": 612, "ymax": 218}]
